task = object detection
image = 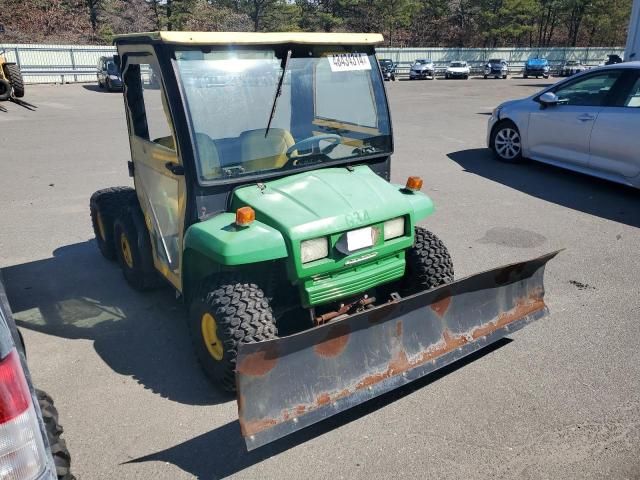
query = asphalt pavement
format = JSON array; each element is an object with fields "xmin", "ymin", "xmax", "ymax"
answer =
[{"xmin": 0, "ymin": 77, "xmax": 639, "ymax": 479}]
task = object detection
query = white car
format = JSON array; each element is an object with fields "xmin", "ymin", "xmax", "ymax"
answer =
[
  {"xmin": 487, "ymin": 62, "xmax": 640, "ymax": 188},
  {"xmin": 445, "ymin": 61, "xmax": 470, "ymax": 79}
]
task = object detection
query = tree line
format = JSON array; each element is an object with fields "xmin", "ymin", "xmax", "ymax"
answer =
[{"xmin": 0, "ymin": 0, "xmax": 632, "ymax": 47}]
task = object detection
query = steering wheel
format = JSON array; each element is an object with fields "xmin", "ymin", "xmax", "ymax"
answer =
[{"xmin": 286, "ymin": 134, "xmax": 342, "ymax": 161}]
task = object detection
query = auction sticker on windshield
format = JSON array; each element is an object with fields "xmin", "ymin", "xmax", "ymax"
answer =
[{"xmin": 328, "ymin": 53, "xmax": 371, "ymax": 72}]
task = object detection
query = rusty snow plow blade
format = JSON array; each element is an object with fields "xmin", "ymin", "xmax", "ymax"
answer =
[{"xmin": 236, "ymin": 250, "xmax": 560, "ymax": 450}]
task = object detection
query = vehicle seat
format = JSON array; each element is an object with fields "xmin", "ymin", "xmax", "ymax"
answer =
[
  {"xmin": 195, "ymin": 133, "xmax": 221, "ymax": 179},
  {"xmin": 239, "ymin": 128, "xmax": 294, "ymax": 172}
]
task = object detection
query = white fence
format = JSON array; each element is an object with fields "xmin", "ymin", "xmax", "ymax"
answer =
[
  {"xmin": 0, "ymin": 43, "xmax": 116, "ymax": 84},
  {"xmin": 0, "ymin": 43, "xmax": 626, "ymax": 84}
]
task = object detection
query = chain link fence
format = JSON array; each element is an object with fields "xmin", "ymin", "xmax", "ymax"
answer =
[{"xmin": 0, "ymin": 43, "xmax": 625, "ymax": 84}]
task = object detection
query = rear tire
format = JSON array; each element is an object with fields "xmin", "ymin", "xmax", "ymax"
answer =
[
  {"xmin": 0, "ymin": 78, "xmax": 10, "ymax": 101},
  {"xmin": 4, "ymin": 63, "xmax": 24, "ymax": 98},
  {"xmin": 36, "ymin": 390, "xmax": 75, "ymax": 480},
  {"xmin": 188, "ymin": 274, "xmax": 278, "ymax": 392},
  {"xmin": 401, "ymin": 227, "xmax": 454, "ymax": 295},
  {"xmin": 113, "ymin": 204, "xmax": 163, "ymax": 291},
  {"xmin": 491, "ymin": 120, "xmax": 524, "ymax": 163},
  {"xmin": 90, "ymin": 187, "xmax": 136, "ymax": 260}
]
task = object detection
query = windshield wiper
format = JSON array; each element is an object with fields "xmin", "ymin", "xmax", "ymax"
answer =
[{"xmin": 265, "ymin": 49, "xmax": 291, "ymax": 138}]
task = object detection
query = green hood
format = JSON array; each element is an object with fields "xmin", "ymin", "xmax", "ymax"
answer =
[{"xmin": 231, "ymin": 165, "xmax": 434, "ymax": 241}]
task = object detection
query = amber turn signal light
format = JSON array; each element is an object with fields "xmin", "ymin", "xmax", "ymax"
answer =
[
  {"xmin": 405, "ymin": 176, "xmax": 423, "ymax": 192},
  {"xmin": 236, "ymin": 206, "xmax": 255, "ymax": 226}
]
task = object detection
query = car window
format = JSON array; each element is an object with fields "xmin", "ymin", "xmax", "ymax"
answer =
[
  {"xmin": 623, "ymin": 75, "xmax": 640, "ymax": 107},
  {"xmin": 553, "ymin": 71, "xmax": 622, "ymax": 107}
]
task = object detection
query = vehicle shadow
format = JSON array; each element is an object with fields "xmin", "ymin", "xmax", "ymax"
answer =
[
  {"xmin": 125, "ymin": 338, "xmax": 511, "ymax": 479},
  {"xmin": 2, "ymin": 240, "xmax": 230, "ymax": 406},
  {"xmin": 81, "ymin": 84, "xmax": 120, "ymax": 93},
  {"xmin": 448, "ymin": 148, "xmax": 640, "ymax": 228},
  {"xmin": 514, "ymin": 83, "xmax": 554, "ymax": 88}
]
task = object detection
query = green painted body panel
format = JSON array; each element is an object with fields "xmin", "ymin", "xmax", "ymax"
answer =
[
  {"xmin": 229, "ymin": 165, "xmax": 435, "ymax": 306},
  {"xmin": 183, "ymin": 213, "xmax": 288, "ymax": 266},
  {"xmin": 302, "ymin": 253, "xmax": 406, "ymax": 305}
]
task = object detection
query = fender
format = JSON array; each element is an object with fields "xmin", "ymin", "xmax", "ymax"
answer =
[{"xmin": 183, "ymin": 213, "xmax": 288, "ymax": 266}]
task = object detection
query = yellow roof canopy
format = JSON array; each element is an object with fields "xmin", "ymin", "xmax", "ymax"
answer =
[{"xmin": 113, "ymin": 31, "xmax": 384, "ymax": 46}]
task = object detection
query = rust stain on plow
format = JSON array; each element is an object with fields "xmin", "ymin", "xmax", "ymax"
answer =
[
  {"xmin": 471, "ymin": 296, "xmax": 544, "ymax": 339},
  {"xmin": 355, "ymin": 350, "xmax": 410, "ymax": 390},
  {"xmin": 430, "ymin": 291, "xmax": 452, "ymax": 317},
  {"xmin": 239, "ymin": 417, "xmax": 278, "ymax": 437},
  {"xmin": 353, "ymin": 295, "xmax": 545, "ymax": 393},
  {"xmin": 237, "ymin": 345, "xmax": 279, "ymax": 377},
  {"xmin": 396, "ymin": 320, "xmax": 403, "ymax": 337},
  {"xmin": 314, "ymin": 323, "xmax": 351, "ymax": 358},
  {"xmin": 316, "ymin": 393, "xmax": 331, "ymax": 406}
]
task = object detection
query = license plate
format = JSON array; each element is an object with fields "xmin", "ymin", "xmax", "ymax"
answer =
[{"xmin": 347, "ymin": 227, "xmax": 374, "ymax": 251}]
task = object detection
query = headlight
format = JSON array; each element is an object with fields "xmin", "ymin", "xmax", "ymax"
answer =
[
  {"xmin": 301, "ymin": 237, "xmax": 329, "ymax": 264},
  {"xmin": 384, "ymin": 217, "xmax": 405, "ymax": 240},
  {"xmin": 109, "ymin": 74, "xmax": 119, "ymax": 80}
]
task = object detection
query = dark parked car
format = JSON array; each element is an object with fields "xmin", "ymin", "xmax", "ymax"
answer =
[
  {"xmin": 409, "ymin": 59, "xmax": 435, "ymax": 79},
  {"xmin": 523, "ymin": 57, "xmax": 550, "ymax": 78},
  {"xmin": 560, "ymin": 60, "xmax": 586, "ymax": 76},
  {"xmin": 605, "ymin": 54, "xmax": 623, "ymax": 65},
  {"xmin": 0, "ymin": 272, "xmax": 73, "ymax": 479},
  {"xmin": 378, "ymin": 58, "xmax": 396, "ymax": 81},
  {"xmin": 484, "ymin": 58, "xmax": 509, "ymax": 79},
  {"xmin": 97, "ymin": 55, "xmax": 122, "ymax": 91}
]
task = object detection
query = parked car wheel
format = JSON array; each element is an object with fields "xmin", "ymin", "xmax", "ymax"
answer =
[
  {"xmin": 543, "ymin": 74, "xmax": 549, "ymax": 79},
  {"xmin": 491, "ymin": 120, "xmax": 524, "ymax": 163}
]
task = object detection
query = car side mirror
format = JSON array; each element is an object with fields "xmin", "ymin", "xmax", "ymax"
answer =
[{"xmin": 539, "ymin": 92, "xmax": 559, "ymax": 106}]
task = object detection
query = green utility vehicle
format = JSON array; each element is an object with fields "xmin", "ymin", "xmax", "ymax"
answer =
[{"xmin": 91, "ymin": 31, "xmax": 558, "ymax": 450}]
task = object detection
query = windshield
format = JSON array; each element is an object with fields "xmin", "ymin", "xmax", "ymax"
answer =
[
  {"xmin": 174, "ymin": 46, "xmax": 391, "ymax": 183},
  {"xmin": 450, "ymin": 62, "xmax": 465, "ymax": 67},
  {"xmin": 488, "ymin": 59, "xmax": 502, "ymax": 64},
  {"xmin": 415, "ymin": 59, "xmax": 428, "ymax": 65},
  {"xmin": 379, "ymin": 59, "xmax": 393, "ymax": 66},
  {"xmin": 106, "ymin": 61, "xmax": 118, "ymax": 74}
]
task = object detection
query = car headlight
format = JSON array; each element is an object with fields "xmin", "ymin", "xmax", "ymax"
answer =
[
  {"xmin": 384, "ymin": 217, "xmax": 405, "ymax": 240},
  {"xmin": 109, "ymin": 74, "xmax": 119, "ymax": 80},
  {"xmin": 301, "ymin": 237, "xmax": 329, "ymax": 264}
]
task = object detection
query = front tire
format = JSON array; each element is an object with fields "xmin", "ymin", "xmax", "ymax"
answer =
[
  {"xmin": 401, "ymin": 227, "xmax": 454, "ymax": 295},
  {"xmin": 189, "ymin": 274, "xmax": 278, "ymax": 391},
  {"xmin": 491, "ymin": 120, "xmax": 524, "ymax": 163}
]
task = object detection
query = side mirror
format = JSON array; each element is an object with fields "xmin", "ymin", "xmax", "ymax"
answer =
[{"xmin": 539, "ymin": 92, "xmax": 559, "ymax": 106}]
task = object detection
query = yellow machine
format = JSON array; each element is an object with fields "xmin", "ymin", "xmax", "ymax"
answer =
[{"xmin": 0, "ymin": 50, "xmax": 24, "ymax": 101}]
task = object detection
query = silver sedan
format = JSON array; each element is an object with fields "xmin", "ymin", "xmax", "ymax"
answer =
[{"xmin": 487, "ymin": 62, "xmax": 640, "ymax": 188}]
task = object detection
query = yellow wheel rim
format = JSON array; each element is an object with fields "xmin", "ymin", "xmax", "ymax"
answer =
[
  {"xmin": 96, "ymin": 211, "xmax": 106, "ymax": 241},
  {"xmin": 201, "ymin": 313, "xmax": 224, "ymax": 361},
  {"xmin": 120, "ymin": 232, "xmax": 134, "ymax": 269}
]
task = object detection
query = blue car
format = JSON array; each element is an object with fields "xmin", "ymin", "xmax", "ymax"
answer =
[{"xmin": 524, "ymin": 57, "xmax": 550, "ymax": 79}]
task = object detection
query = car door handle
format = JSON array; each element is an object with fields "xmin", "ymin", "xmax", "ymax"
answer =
[
  {"xmin": 165, "ymin": 162, "xmax": 184, "ymax": 176},
  {"xmin": 577, "ymin": 114, "xmax": 596, "ymax": 121}
]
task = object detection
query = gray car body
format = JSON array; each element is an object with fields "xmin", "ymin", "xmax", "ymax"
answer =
[
  {"xmin": 0, "ymin": 272, "xmax": 57, "ymax": 480},
  {"xmin": 409, "ymin": 59, "xmax": 435, "ymax": 79},
  {"xmin": 487, "ymin": 62, "xmax": 640, "ymax": 188}
]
